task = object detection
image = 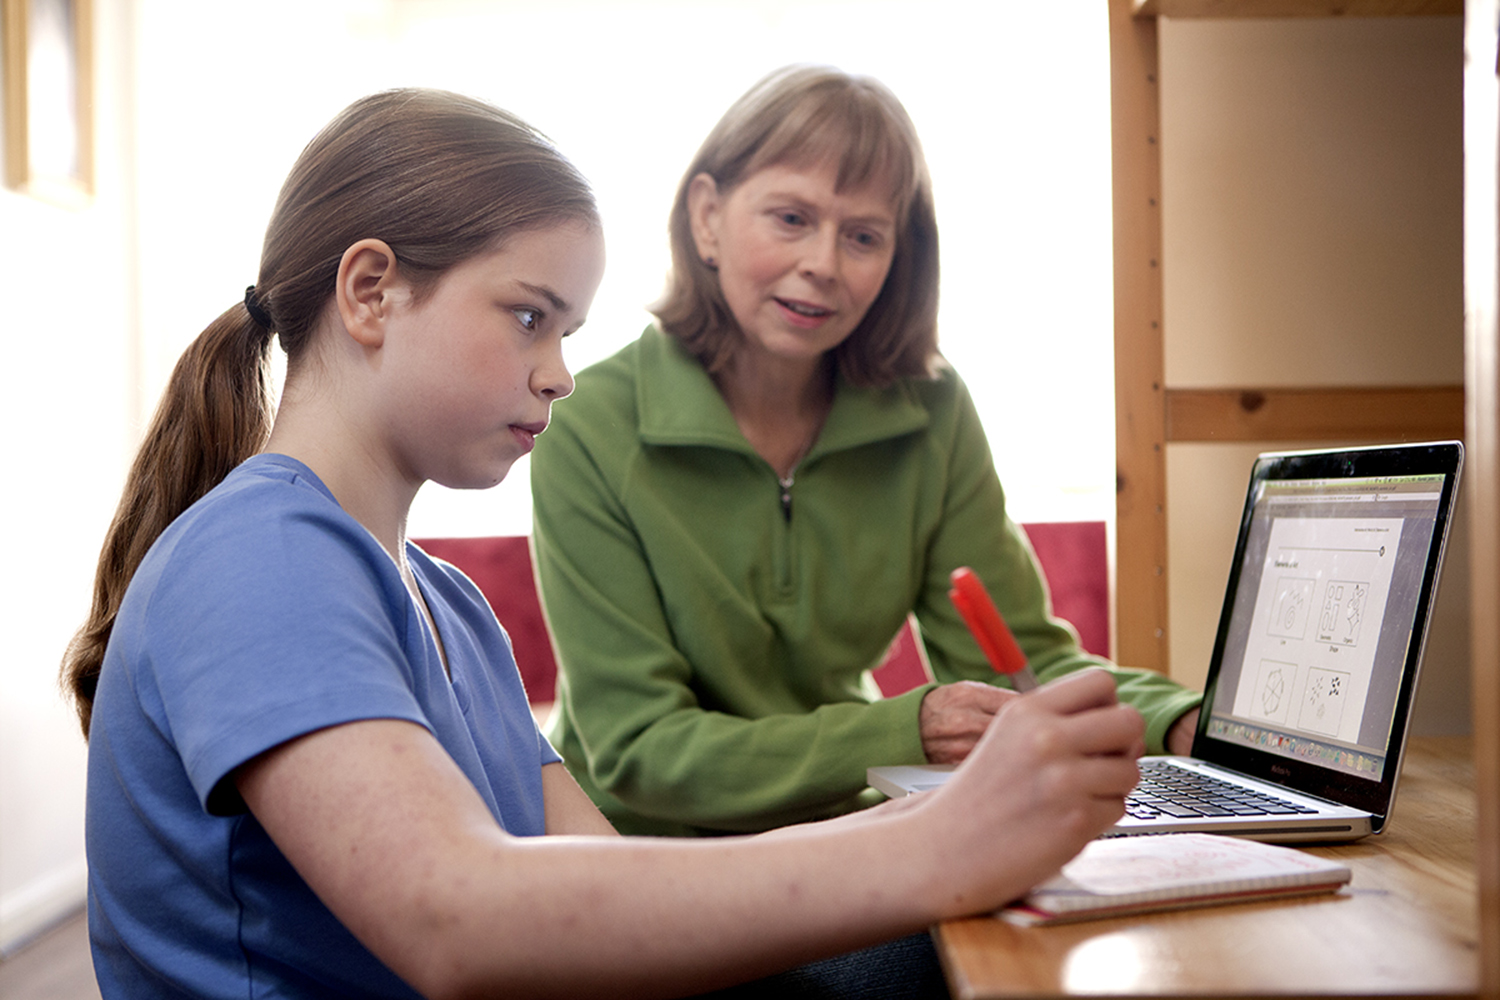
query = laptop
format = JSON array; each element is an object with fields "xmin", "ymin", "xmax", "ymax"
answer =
[{"xmin": 869, "ymin": 441, "xmax": 1464, "ymax": 843}]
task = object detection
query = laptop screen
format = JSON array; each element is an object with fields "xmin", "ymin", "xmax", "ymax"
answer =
[{"xmin": 1195, "ymin": 442, "xmax": 1462, "ymax": 816}]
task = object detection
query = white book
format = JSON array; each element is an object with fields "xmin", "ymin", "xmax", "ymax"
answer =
[{"xmin": 1000, "ymin": 832, "xmax": 1352, "ymax": 926}]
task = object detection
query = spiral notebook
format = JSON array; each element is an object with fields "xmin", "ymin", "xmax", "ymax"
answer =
[
  {"xmin": 999, "ymin": 832, "xmax": 1352, "ymax": 925},
  {"xmin": 870, "ymin": 441, "xmax": 1464, "ymax": 843}
]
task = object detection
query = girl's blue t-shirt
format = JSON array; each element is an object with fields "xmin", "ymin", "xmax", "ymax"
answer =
[{"xmin": 85, "ymin": 454, "xmax": 559, "ymax": 999}]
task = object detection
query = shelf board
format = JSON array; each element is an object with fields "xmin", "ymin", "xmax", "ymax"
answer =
[
  {"xmin": 1134, "ymin": 0, "xmax": 1461, "ymax": 16},
  {"xmin": 1163, "ymin": 385, "xmax": 1464, "ymax": 442}
]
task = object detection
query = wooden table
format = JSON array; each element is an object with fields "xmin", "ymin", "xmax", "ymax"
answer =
[{"xmin": 933, "ymin": 737, "xmax": 1478, "ymax": 999}]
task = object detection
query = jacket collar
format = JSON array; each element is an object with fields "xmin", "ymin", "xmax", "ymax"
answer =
[{"xmin": 635, "ymin": 326, "xmax": 930, "ymax": 460}]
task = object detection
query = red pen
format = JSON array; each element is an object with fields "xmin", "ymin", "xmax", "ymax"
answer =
[{"xmin": 949, "ymin": 567, "xmax": 1040, "ymax": 691}]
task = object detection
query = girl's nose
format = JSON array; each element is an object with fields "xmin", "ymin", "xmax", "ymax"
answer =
[{"xmin": 533, "ymin": 344, "xmax": 574, "ymax": 401}]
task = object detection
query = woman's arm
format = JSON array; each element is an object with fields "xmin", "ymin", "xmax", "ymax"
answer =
[
  {"xmin": 236, "ymin": 670, "xmax": 1141, "ymax": 1000},
  {"xmin": 913, "ymin": 376, "xmax": 1202, "ymax": 758}
]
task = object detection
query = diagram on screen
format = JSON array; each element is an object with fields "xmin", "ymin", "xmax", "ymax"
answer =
[
  {"xmin": 1298, "ymin": 667, "xmax": 1350, "ymax": 736},
  {"xmin": 1251, "ymin": 659, "xmax": 1297, "ymax": 724},
  {"xmin": 1230, "ymin": 515, "xmax": 1403, "ymax": 744},
  {"xmin": 1316, "ymin": 580, "xmax": 1368, "ymax": 647},
  {"xmin": 1268, "ymin": 578, "xmax": 1313, "ymax": 640}
]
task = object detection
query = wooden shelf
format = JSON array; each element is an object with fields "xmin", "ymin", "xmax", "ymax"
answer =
[
  {"xmin": 1134, "ymin": 0, "xmax": 1461, "ymax": 16},
  {"xmin": 1112, "ymin": 0, "xmax": 1493, "ymax": 992},
  {"xmin": 1164, "ymin": 385, "xmax": 1464, "ymax": 442},
  {"xmin": 1109, "ymin": 0, "xmax": 1465, "ymax": 673}
]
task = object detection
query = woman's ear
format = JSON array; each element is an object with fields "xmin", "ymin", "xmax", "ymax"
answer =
[
  {"xmin": 685, "ymin": 173, "xmax": 722, "ymax": 268},
  {"xmin": 335, "ymin": 239, "xmax": 402, "ymax": 348}
]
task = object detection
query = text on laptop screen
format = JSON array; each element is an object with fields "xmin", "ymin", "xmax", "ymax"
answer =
[{"xmin": 1202, "ymin": 474, "xmax": 1446, "ymax": 782}]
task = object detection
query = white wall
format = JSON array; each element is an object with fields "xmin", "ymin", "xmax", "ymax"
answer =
[
  {"xmin": 1158, "ymin": 16, "xmax": 1468, "ymax": 734},
  {"xmin": 0, "ymin": 0, "xmax": 137, "ymax": 953},
  {"xmin": 130, "ymin": 0, "xmax": 1121, "ymax": 536}
]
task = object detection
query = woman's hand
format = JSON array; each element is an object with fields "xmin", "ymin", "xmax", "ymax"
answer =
[
  {"xmin": 1166, "ymin": 707, "xmax": 1201, "ymax": 756},
  {"xmin": 918, "ymin": 680, "xmax": 1019, "ymax": 764}
]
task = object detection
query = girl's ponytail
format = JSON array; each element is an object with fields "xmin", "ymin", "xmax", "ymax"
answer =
[{"xmin": 61, "ymin": 303, "xmax": 273, "ymax": 736}]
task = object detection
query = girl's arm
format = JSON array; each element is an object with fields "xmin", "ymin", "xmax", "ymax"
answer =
[{"xmin": 236, "ymin": 669, "xmax": 1142, "ymax": 1000}]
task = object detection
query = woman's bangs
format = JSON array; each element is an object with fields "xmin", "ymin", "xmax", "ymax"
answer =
[{"xmin": 753, "ymin": 97, "xmax": 917, "ymax": 215}]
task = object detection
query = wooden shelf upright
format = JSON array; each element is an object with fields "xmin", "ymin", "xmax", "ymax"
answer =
[
  {"xmin": 1108, "ymin": 0, "xmax": 1465, "ymax": 674},
  {"xmin": 1110, "ymin": 0, "xmax": 1492, "ymax": 994},
  {"xmin": 1464, "ymin": 2, "xmax": 1500, "ymax": 995}
]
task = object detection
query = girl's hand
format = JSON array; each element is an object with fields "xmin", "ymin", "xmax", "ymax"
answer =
[
  {"xmin": 918, "ymin": 680, "xmax": 1020, "ymax": 763},
  {"xmin": 914, "ymin": 669, "xmax": 1145, "ymax": 914}
]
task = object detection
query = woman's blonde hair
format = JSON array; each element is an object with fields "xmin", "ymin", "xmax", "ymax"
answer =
[
  {"xmin": 653, "ymin": 65, "xmax": 940, "ymax": 387},
  {"xmin": 61, "ymin": 89, "xmax": 598, "ymax": 737}
]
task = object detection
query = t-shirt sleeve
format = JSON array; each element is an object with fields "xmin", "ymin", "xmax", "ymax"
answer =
[{"xmin": 132, "ymin": 493, "xmax": 432, "ymax": 815}]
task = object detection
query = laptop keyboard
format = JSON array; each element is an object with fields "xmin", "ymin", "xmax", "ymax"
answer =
[{"xmin": 1126, "ymin": 760, "xmax": 1320, "ymax": 820}]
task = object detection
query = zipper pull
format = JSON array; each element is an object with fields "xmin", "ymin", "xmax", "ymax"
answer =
[{"xmin": 779, "ymin": 475, "xmax": 794, "ymax": 521}]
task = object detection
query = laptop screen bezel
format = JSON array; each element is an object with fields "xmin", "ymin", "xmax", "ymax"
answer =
[{"xmin": 1190, "ymin": 440, "xmax": 1463, "ymax": 824}]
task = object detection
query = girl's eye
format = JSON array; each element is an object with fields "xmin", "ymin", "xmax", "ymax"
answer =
[{"xmin": 513, "ymin": 307, "xmax": 541, "ymax": 330}]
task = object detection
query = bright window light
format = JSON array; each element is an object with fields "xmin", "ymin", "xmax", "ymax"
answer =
[{"xmin": 132, "ymin": 0, "xmax": 1115, "ymax": 537}]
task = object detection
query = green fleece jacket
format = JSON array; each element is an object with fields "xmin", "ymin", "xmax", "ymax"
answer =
[{"xmin": 530, "ymin": 326, "xmax": 1200, "ymax": 835}]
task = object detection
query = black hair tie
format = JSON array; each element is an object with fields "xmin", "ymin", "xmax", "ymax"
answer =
[{"xmin": 243, "ymin": 285, "xmax": 274, "ymax": 329}]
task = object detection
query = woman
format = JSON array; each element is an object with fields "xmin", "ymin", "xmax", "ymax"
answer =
[{"xmin": 530, "ymin": 65, "xmax": 1201, "ymax": 837}]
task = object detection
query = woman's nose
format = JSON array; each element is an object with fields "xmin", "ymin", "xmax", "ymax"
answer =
[{"xmin": 799, "ymin": 227, "xmax": 840, "ymax": 281}]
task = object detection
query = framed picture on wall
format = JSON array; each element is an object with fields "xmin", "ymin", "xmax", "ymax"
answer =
[{"xmin": 2, "ymin": 0, "xmax": 92, "ymax": 204}]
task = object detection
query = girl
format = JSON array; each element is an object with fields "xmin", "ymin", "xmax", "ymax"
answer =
[
  {"xmin": 64, "ymin": 88, "xmax": 1144, "ymax": 999},
  {"xmin": 529, "ymin": 65, "xmax": 1201, "ymax": 838}
]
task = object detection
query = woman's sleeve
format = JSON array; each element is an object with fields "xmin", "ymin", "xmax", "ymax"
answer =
[
  {"xmin": 911, "ymin": 377, "xmax": 1201, "ymax": 754},
  {"xmin": 530, "ymin": 407, "xmax": 924, "ymax": 834}
]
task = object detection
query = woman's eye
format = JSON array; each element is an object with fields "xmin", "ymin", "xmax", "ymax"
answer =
[
  {"xmin": 850, "ymin": 230, "xmax": 882, "ymax": 249},
  {"xmin": 513, "ymin": 307, "xmax": 541, "ymax": 330},
  {"xmin": 776, "ymin": 210, "xmax": 806, "ymax": 227}
]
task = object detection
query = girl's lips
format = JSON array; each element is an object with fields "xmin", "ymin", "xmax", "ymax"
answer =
[{"xmin": 510, "ymin": 422, "xmax": 547, "ymax": 452}]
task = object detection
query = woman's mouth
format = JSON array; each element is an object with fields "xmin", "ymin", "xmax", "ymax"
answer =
[{"xmin": 776, "ymin": 298, "xmax": 833, "ymax": 326}]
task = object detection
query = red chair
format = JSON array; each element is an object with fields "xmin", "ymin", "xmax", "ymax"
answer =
[{"xmin": 415, "ymin": 520, "xmax": 1109, "ymax": 704}]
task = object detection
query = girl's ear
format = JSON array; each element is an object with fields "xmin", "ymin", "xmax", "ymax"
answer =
[
  {"xmin": 685, "ymin": 173, "xmax": 723, "ymax": 268},
  {"xmin": 336, "ymin": 239, "xmax": 403, "ymax": 348}
]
